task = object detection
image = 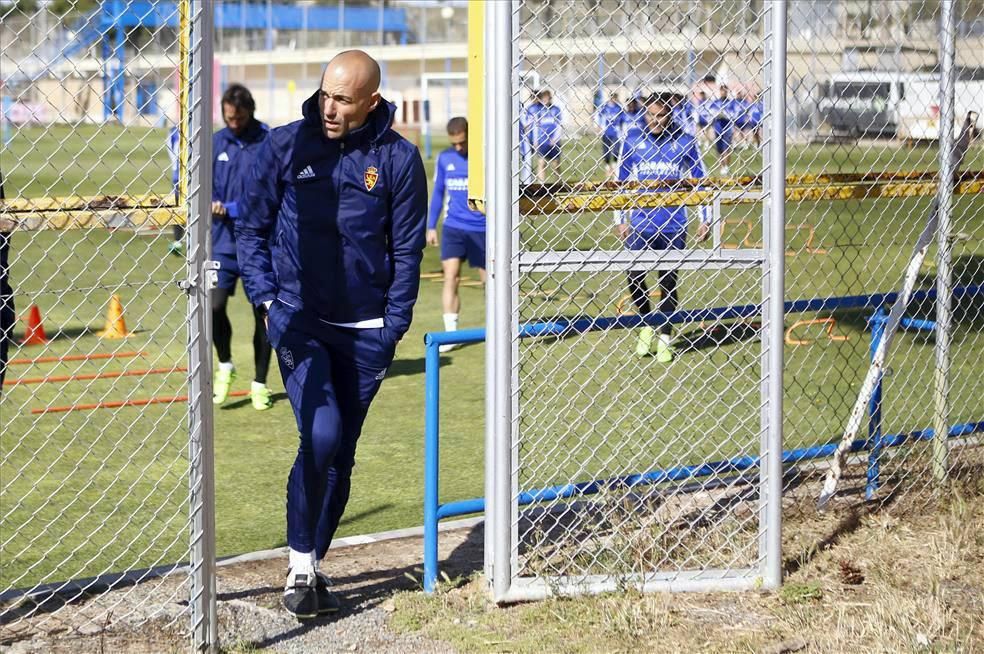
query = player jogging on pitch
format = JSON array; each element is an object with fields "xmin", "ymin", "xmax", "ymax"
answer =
[
  {"xmin": 426, "ymin": 117, "xmax": 486, "ymax": 352},
  {"xmin": 615, "ymin": 93, "xmax": 711, "ymax": 362},
  {"xmin": 699, "ymin": 81, "xmax": 740, "ymax": 176},
  {"xmin": 522, "ymin": 88, "xmax": 564, "ymax": 183}
]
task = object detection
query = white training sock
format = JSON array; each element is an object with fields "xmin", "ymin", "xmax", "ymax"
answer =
[
  {"xmin": 658, "ymin": 333, "xmax": 672, "ymax": 347},
  {"xmin": 443, "ymin": 313, "xmax": 459, "ymax": 332},
  {"xmin": 218, "ymin": 361, "xmax": 235, "ymax": 373},
  {"xmin": 288, "ymin": 547, "xmax": 315, "ymax": 573},
  {"xmin": 251, "ymin": 380, "xmax": 267, "ymax": 391}
]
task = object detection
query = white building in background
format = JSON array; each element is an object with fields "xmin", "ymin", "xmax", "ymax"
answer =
[{"xmin": 3, "ymin": 0, "xmax": 982, "ymax": 138}]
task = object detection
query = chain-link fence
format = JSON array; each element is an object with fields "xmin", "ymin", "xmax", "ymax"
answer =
[
  {"xmin": 782, "ymin": 0, "xmax": 984, "ymax": 515},
  {"xmin": 484, "ymin": 0, "xmax": 983, "ymax": 602},
  {"xmin": 1, "ymin": 0, "xmax": 215, "ymax": 650}
]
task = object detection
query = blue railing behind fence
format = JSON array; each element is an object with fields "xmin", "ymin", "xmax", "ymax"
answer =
[{"xmin": 420, "ymin": 284, "xmax": 984, "ymax": 592}]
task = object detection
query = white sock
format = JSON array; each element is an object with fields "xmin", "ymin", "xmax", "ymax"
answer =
[
  {"xmin": 288, "ymin": 547, "xmax": 315, "ymax": 573},
  {"xmin": 218, "ymin": 361, "xmax": 234, "ymax": 373},
  {"xmin": 443, "ymin": 313, "xmax": 459, "ymax": 332},
  {"xmin": 251, "ymin": 381, "xmax": 267, "ymax": 391},
  {"xmin": 658, "ymin": 333, "xmax": 672, "ymax": 347}
]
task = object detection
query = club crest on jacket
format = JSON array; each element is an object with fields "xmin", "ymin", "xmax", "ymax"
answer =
[{"xmin": 364, "ymin": 166, "xmax": 379, "ymax": 191}]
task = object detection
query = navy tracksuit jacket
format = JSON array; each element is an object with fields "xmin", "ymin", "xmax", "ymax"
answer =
[{"xmin": 236, "ymin": 93, "xmax": 428, "ymax": 558}]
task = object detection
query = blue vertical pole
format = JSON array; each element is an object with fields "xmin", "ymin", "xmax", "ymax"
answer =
[
  {"xmin": 423, "ymin": 336, "xmax": 441, "ymax": 593},
  {"xmin": 1, "ymin": 96, "xmax": 11, "ymax": 146},
  {"xmin": 444, "ymin": 58, "xmax": 452, "ymax": 123},
  {"xmin": 378, "ymin": 0, "xmax": 384, "ymax": 45},
  {"xmin": 596, "ymin": 54, "xmax": 605, "ymax": 108},
  {"xmin": 866, "ymin": 308, "xmax": 886, "ymax": 500},
  {"xmin": 101, "ymin": 4, "xmax": 112, "ymax": 122},
  {"xmin": 114, "ymin": 1, "xmax": 126, "ymax": 123},
  {"xmin": 266, "ymin": 0, "xmax": 274, "ymax": 119},
  {"xmin": 423, "ymin": 99, "xmax": 432, "ymax": 160}
]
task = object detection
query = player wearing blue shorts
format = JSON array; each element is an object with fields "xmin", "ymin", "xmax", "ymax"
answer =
[
  {"xmin": 595, "ymin": 91, "xmax": 625, "ymax": 179},
  {"xmin": 426, "ymin": 117, "xmax": 486, "ymax": 353},
  {"xmin": 615, "ymin": 94, "xmax": 711, "ymax": 362},
  {"xmin": 209, "ymin": 84, "xmax": 273, "ymax": 409},
  {"xmin": 522, "ymin": 89, "xmax": 563, "ymax": 182},
  {"xmin": 698, "ymin": 82, "xmax": 741, "ymax": 176}
]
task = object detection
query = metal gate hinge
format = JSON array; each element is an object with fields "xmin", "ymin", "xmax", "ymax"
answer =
[{"xmin": 176, "ymin": 260, "xmax": 221, "ymax": 293}]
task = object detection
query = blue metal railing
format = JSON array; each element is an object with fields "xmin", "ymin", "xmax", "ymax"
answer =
[{"xmin": 422, "ymin": 285, "xmax": 984, "ymax": 592}]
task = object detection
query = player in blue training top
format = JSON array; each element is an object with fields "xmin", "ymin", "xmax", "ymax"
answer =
[
  {"xmin": 595, "ymin": 91, "xmax": 625, "ymax": 179},
  {"xmin": 209, "ymin": 84, "xmax": 274, "ymax": 410},
  {"xmin": 426, "ymin": 117, "xmax": 486, "ymax": 353},
  {"xmin": 522, "ymin": 88, "xmax": 563, "ymax": 182},
  {"xmin": 615, "ymin": 93, "xmax": 711, "ymax": 363},
  {"xmin": 698, "ymin": 82, "xmax": 741, "ymax": 176}
]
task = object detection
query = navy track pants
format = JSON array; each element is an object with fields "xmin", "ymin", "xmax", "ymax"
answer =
[{"xmin": 267, "ymin": 302, "xmax": 396, "ymax": 559}]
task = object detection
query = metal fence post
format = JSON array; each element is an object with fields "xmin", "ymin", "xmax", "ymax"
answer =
[
  {"xmin": 487, "ymin": 0, "xmax": 514, "ymax": 604},
  {"xmin": 933, "ymin": 0, "xmax": 957, "ymax": 484},
  {"xmin": 760, "ymin": 0, "xmax": 786, "ymax": 591},
  {"xmin": 866, "ymin": 310, "xmax": 886, "ymax": 500},
  {"xmin": 187, "ymin": 0, "xmax": 216, "ymax": 650}
]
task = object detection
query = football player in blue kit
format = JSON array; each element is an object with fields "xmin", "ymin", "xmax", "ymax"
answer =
[
  {"xmin": 208, "ymin": 84, "xmax": 274, "ymax": 410},
  {"xmin": 595, "ymin": 91, "xmax": 625, "ymax": 179},
  {"xmin": 698, "ymin": 82, "xmax": 741, "ymax": 176},
  {"xmin": 522, "ymin": 88, "xmax": 564, "ymax": 182},
  {"xmin": 615, "ymin": 93, "xmax": 711, "ymax": 362},
  {"xmin": 426, "ymin": 117, "xmax": 486, "ymax": 352}
]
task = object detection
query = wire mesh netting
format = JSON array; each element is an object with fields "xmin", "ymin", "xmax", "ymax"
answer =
[
  {"xmin": 781, "ymin": 0, "xmax": 984, "ymax": 511},
  {"xmin": 1, "ymin": 0, "xmax": 211, "ymax": 644},
  {"xmin": 497, "ymin": 0, "xmax": 984, "ymax": 597},
  {"xmin": 506, "ymin": 0, "xmax": 774, "ymax": 592}
]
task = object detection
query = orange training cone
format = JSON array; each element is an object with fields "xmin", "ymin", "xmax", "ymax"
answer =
[
  {"xmin": 97, "ymin": 294, "xmax": 133, "ymax": 339},
  {"xmin": 21, "ymin": 304, "xmax": 49, "ymax": 346}
]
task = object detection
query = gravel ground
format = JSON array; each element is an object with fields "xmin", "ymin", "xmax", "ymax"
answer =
[{"xmin": 0, "ymin": 522, "xmax": 484, "ymax": 653}]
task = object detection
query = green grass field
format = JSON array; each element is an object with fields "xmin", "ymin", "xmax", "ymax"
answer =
[{"xmin": 1, "ymin": 125, "xmax": 982, "ymax": 588}]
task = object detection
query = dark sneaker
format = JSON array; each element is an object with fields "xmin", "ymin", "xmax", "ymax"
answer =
[
  {"xmin": 315, "ymin": 571, "xmax": 341, "ymax": 614},
  {"xmin": 283, "ymin": 568, "xmax": 318, "ymax": 619}
]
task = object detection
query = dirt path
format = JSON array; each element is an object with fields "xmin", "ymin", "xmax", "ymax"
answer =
[{"xmin": 0, "ymin": 522, "xmax": 485, "ymax": 653}]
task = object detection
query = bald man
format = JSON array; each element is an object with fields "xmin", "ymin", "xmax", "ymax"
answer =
[{"xmin": 237, "ymin": 50, "xmax": 427, "ymax": 619}]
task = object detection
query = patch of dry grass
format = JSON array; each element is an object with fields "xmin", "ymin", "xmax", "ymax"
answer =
[{"xmin": 391, "ymin": 477, "xmax": 984, "ymax": 653}]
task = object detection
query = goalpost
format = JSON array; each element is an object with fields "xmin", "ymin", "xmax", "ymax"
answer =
[{"xmin": 420, "ymin": 72, "xmax": 469, "ymax": 159}]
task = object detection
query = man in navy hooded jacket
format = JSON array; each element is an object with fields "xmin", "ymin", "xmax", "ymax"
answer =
[{"xmin": 236, "ymin": 50, "xmax": 427, "ymax": 619}]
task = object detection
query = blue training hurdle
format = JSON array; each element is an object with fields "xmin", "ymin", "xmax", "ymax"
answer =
[{"xmin": 421, "ymin": 284, "xmax": 984, "ymax": 593}]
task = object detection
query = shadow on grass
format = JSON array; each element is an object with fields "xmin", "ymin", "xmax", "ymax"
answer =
[{"xmin": 11, "ymin": 324, "xmax": 99, "ymax": 343}]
